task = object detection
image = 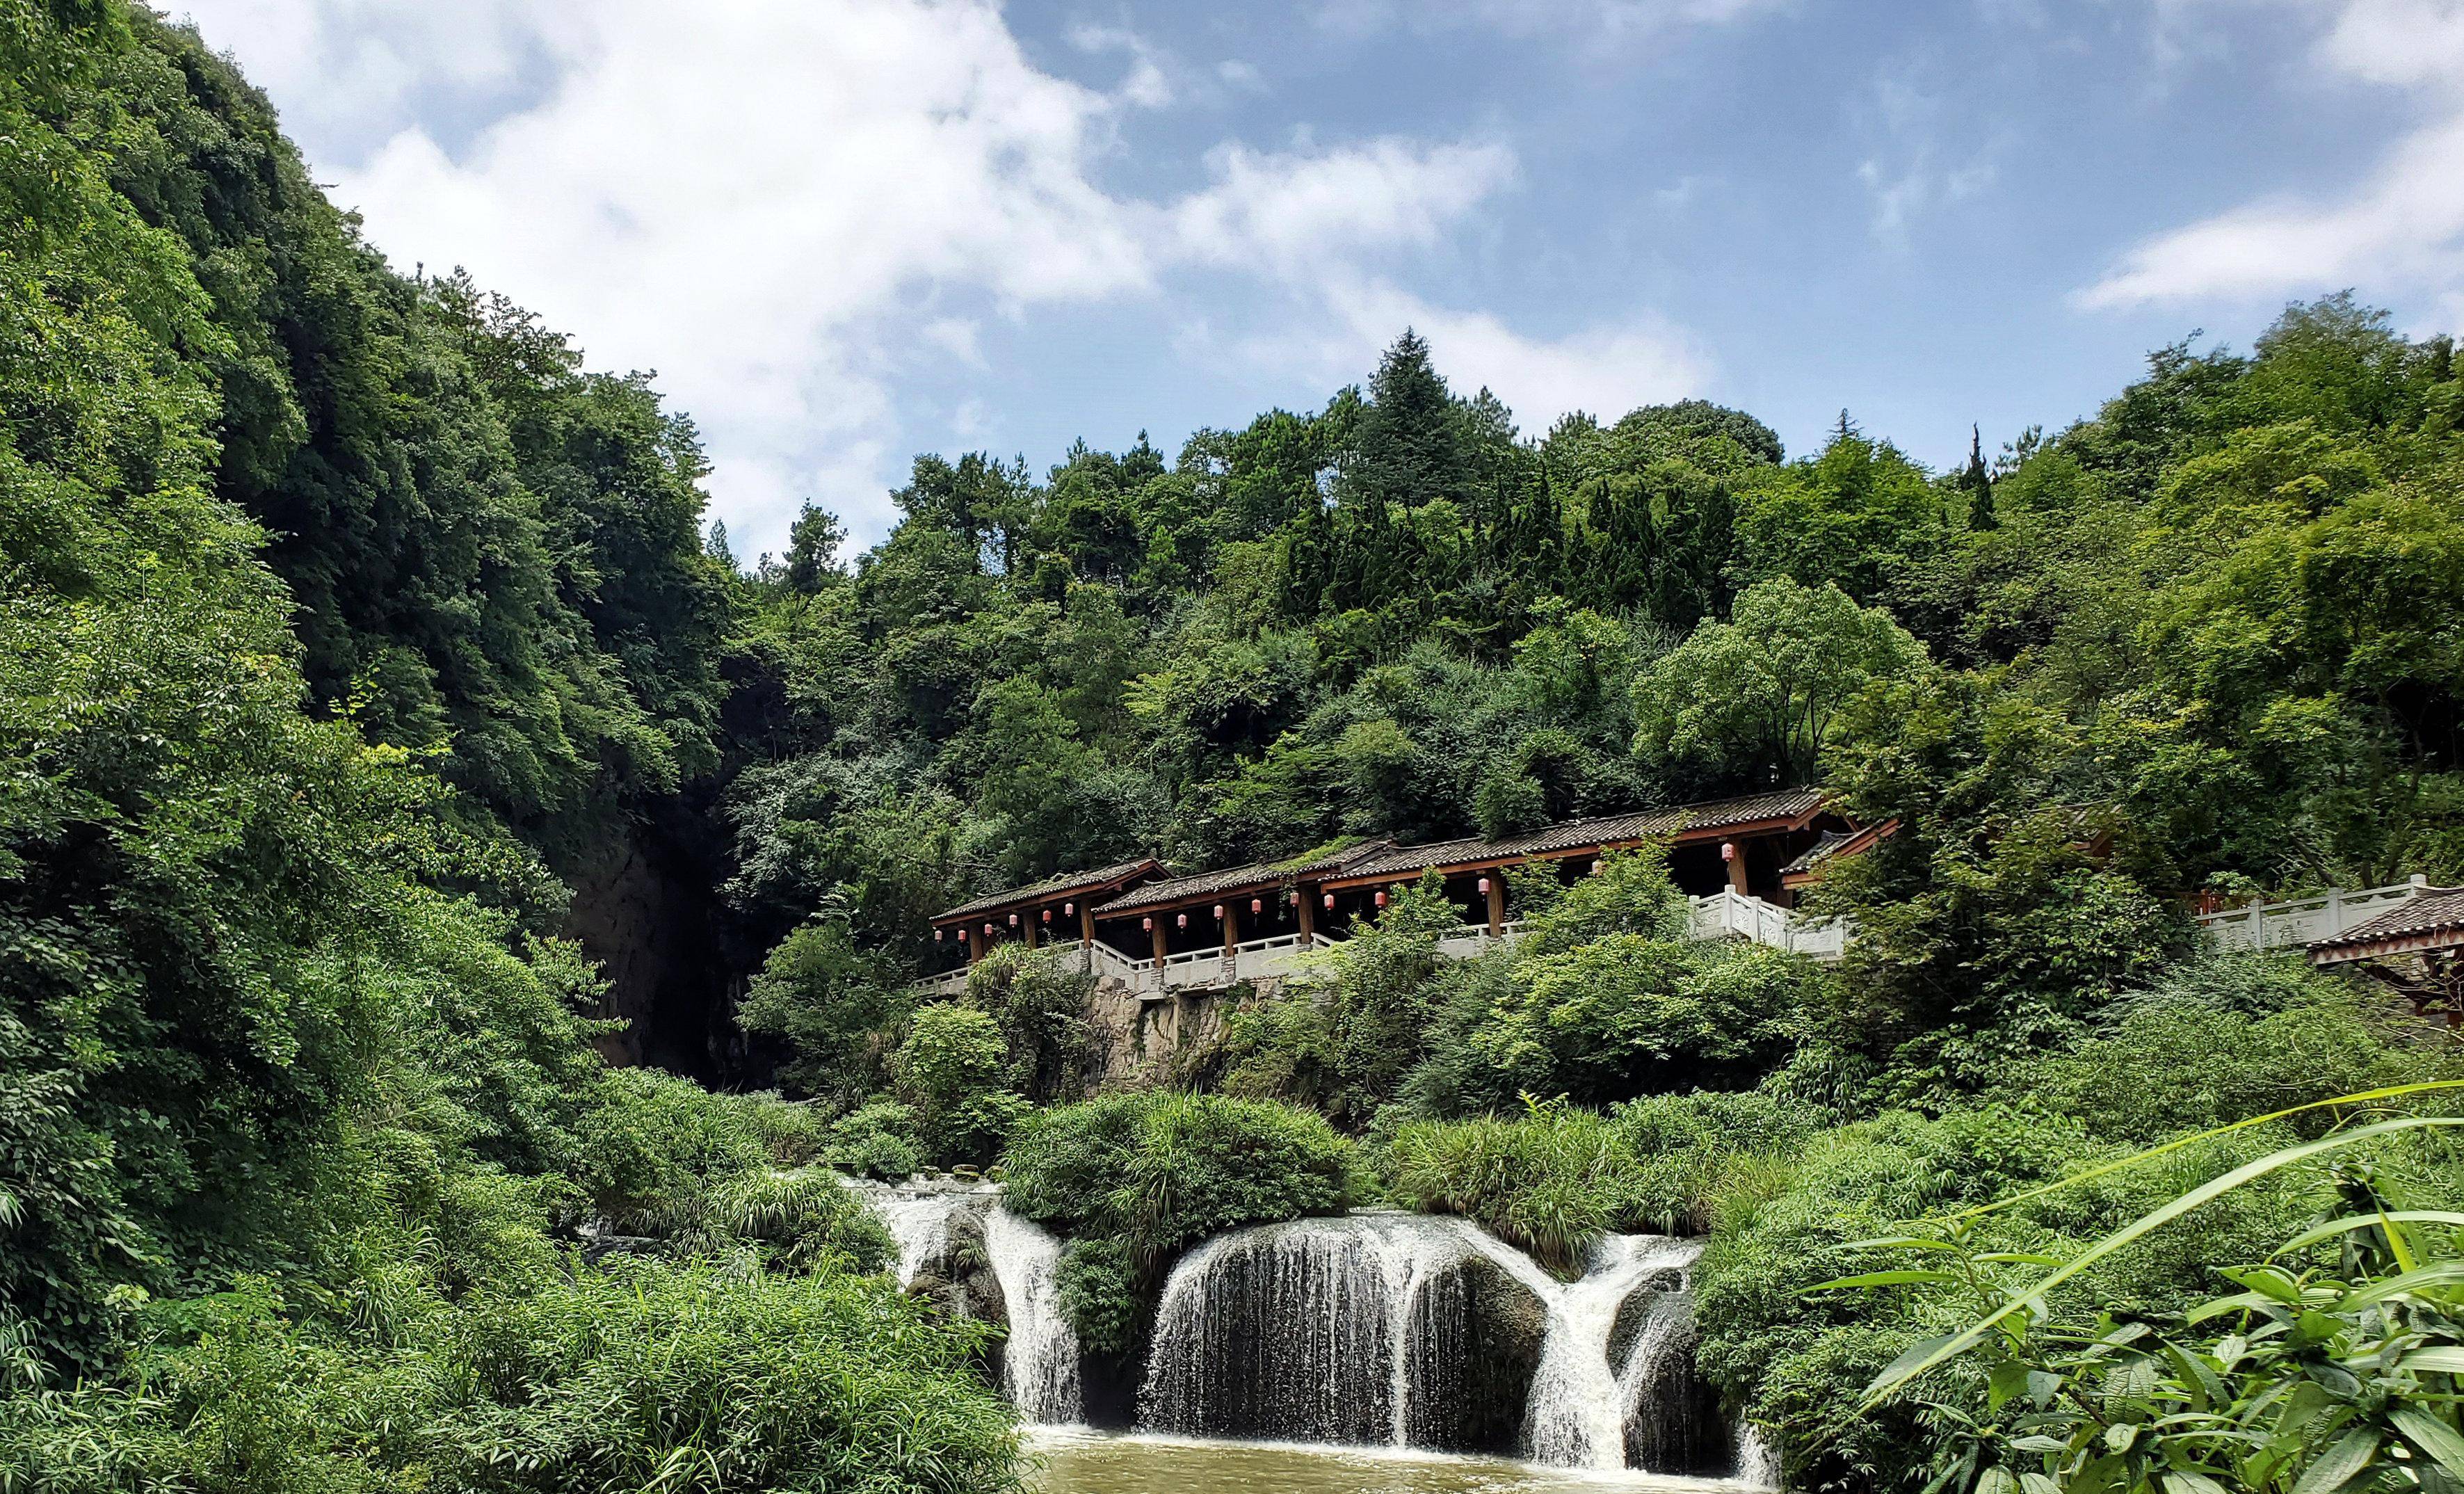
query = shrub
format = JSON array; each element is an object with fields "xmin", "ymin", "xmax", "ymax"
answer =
[
  {"xmin": 964, "ymin": 944, "xmax": 1098, "ymax": 1103},
  {"xmin": 737, "ymin": 921, "xmax": 910, "ymax": 1107},
  {"xmin": 0, "ymin": 1260, "xmax": 1022, "ymax": 1494},
  {"xmin": 821, "ymin": 1099, "xmax": 924, "ymax": 1180},
  {"xmin": 682, "ymin": 1167, "xmax": 894, "ymax": 1274},
  {"xmin": 892, "ymin": 1005, "xmax": 1027, "ymax": 1168},
  {"xmin": 1003, "ymin": 1091, "xmax": 1358, "ymax": 1339}
]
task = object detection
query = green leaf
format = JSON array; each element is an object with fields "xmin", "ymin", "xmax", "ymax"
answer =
[
  {"xmin": 1848, "ymin": 1111, "xmax": 2464, "ymax": 1415},
  {"xmin": 2278, "ymin": 1212, "xmax": 2464, "ymax": 1256},
  {"xmin": 1846, "ymin": 1235, "xmax": 1967, "ymax": 1253},
  {"xmin": 1941, "ymin": 1080, "xmax": 2464, "ymax": 1228},
  {"xmin": 2342, "ymin": 1261, "xmax": 2464, "ymax": 1308},
  {"xmin": 1977, "ymin": 1465, "xmax": 2019, "ymax": 1494},
  {"xmin": 1988, "ymin": 1358, "xmax": 2031, "ymax": 1411},
  {"xmin": 2393, "ymin": 1407, "xmax": 2464, "ymax": 1482},
  {"xmin": 2401, "ymin": 1347, "xmax": 2464, "ymax": 1375},
  {"xmin": 1976, "ymin": 1252, "xmax": 2067, "ymax": 1267},
  {"xmin": 1860, "ymin": 1333, "xmax": 1963, "ymax": 1399},
  {"xmin": 1810, "ymin": 1269, "xmax": 1963, "ymax": 1291},
  {"xmin": 2290, "ymin": 1426, "xmax": 2379, "ymax": 1494},
  {"xmin": 2163, "ymin": 1471, "xmax": 2228, "ymax": 1494}
]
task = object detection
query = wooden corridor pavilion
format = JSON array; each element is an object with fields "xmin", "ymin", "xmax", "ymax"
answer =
[{"xmin": 928, "ymin": 788, "xmax": 1853, "ymax": 976}]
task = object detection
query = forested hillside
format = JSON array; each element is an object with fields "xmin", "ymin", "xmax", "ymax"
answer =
[{"xmin": 6, "ymin": 1, "xmax": 2463, "ymax": 1491}]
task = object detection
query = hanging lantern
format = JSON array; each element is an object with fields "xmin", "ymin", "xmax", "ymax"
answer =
[
  {"xmin": 1177, "ymin": 913, "xmax": 1189, "ymax": 929},
  {"xmin": 1477, "ymin": 876, "xmax": 1491, "ymax": 894},
  {"xmin": 1720, "ymin": 841, "xmax": 1736, "ymax": 863},
  {"xmin": 1143, "ymin": 916, "xmax": 1153, "ymax": 931},
  {"xmin": 1375, "ymin": 890, "xmax": 1387, "ymax": 908},
  {"xmin": 935, "ymin": 927, "xmax": 944, "ymax": 942},
  {"xmin": 1250, "ymin": 897, "xmax": 1262, "ymax": 915},
  {"xmin": 985, "ymin": 922, "xmax": 996, "ymax": 935},
  {"xmin": 1213, "ymin": 903, "xmax": 1224, "ymax": 921},
  {"xmin": 1289, "ymin": 890, "xmax": 1300, "ymax": 905},
  {"xmin": 1006, "ymin": 913, "xmax": 1017, "ymax": 927},
  {"xmin": 1064, "ymin": 901, "xmax": 1074, "ymax": 916},
  {"xmin": 1041, "ymin": 908, "xmax": 1052, "ymax": 924},
  {"xmin": 1324, "ymin": 892, "xmax": 1336, "ymax": 910},
  {"xmin": 958, "ymin": 928, "xmax": 969, "ymax": 942},
  {"xmin": 1589, "ymin": 860, "xmax": 1603, "ymax": 876}
]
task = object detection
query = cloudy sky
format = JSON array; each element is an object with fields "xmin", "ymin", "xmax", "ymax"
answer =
[{"xmin": 170, "ymin": 0, "xmax": 2464, "ymax": 559}]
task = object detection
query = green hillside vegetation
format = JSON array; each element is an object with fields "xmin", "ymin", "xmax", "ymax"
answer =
[{"xmin": 7, "ymin": 1, "xmax": 2464, "ymax": 1490}]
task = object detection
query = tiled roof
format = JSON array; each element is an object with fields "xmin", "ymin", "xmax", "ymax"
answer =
[
  {"xmin": 1090, "ymin": 843, "xmax": 1391, "ymax": 918},
  {"xmin": 934, "ymin": 857, "xmax": 1162, "ymax": 924},
  {"xmin": 1780, "ymin": 830, "xmax": 1852, "ymax": 878},
  {"xmin": 1327, "ymin": 788, "xmax": 1826, "ymax": 884},
  {"xmin": 1780, "ymin": 817, "xmax": 1898, "ymax": 880},
  {"xmin": 2310, "ymin": 885, "xmax": 2464, "ymax": 951}
]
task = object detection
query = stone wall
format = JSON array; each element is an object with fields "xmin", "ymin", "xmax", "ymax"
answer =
[{"xmin": 1085, "ymin": 974, "xmax": 1285, "ymax": 1089}]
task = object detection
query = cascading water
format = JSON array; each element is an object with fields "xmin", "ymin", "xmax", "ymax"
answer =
[
  {"xmin": 1140, "ymin": 1214, "xmax": 1487, "ymax": 1446},
  {"xmin": 846, "ymin": 1179, "xmax": 984, "ymax": 1288},
  {"xmin": 1139, "ymin": 1214, "xmax": 1734, "ymax": 1475},
  {"xmin": 983, "ymin": 1206, "xmax": 1084, "ymax": 1425},
  {"xmin": 1520, "ymin": 1236, "xmax": 1700, "ymax": 1468}
]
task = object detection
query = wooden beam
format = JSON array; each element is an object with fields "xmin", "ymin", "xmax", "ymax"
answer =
[
  {"xmin": 1150, "ymin": 918, "xmax": 1168, "ymax": 970},
  {"xmin": 1296, "ymin": 885, "xmax": 1315, "ymax": 941},
  {"xmin": 1486, "ymin": 875, "xmax": 1505, "ymax": 935},
  {"xmin": 1222, "ymin": 899, "xmax": 1239, "ymax": 958}
]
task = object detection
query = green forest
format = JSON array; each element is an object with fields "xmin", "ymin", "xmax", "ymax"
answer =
[{"xmin": 5, "ymin": 2, "xmax": 2463, "ymax": 1491}]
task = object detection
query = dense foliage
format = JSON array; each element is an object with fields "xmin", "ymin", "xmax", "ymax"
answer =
[
  {"xmin": 13, "ymin": 0, "xmax": 2464, "ymax": 1488},
  {"xmin": 1001, "ymin": 1091, "xmax": 1358, "ymax": 1350}
]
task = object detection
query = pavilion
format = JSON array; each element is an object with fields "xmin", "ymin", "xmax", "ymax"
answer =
[{"xmin": 929, "ymin": 788, "xmax": 1852, "ymax": 973}]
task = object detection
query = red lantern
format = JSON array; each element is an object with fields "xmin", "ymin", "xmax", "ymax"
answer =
[
  {"xmin": 1213, "ymin": 903, "xmax": 1224, "ymax": 920},
  {"xmin": 1143, "ymin": 916, "xmax": 1153, "ymax": 931},
  {"xmin": 1008, "ymin": 913, "xmax": 1018, "ymax": 926},
  {"xmin": 958, "ymin": 928, "xmax": 969, "ymax": 942},
  {"xmin": 1375, "ymin": 891, "xmax": 1387, "ymax": 908},
  {"xmin": 1251, "ymin": 897, "xmax": 1262, "ymax": 915},
  {"xmin": 1477, "ymin": 876, "xmax": 1490, "ymax": 894},
  {"xmin": 1177, "ymin": 913, "xmax": 1188, "ymax": 929},
  {"xmin": 1324, "ymin": 892, "xmax": 1336, "ymax": 910},
  {"xmin": 1064, "ymin": 901, "xmax": 1074, "ymax": 915},
  {"xmin": 1041, "ymin": 908, "xmax": 1052, "ymax": 923},
  {"xmin": 935, "ymin": 928, "xmax": 944, "ymax": 942},
  {"xmin": 985, "ymin": 922, "xmax": 996, "ymax": 935},
  {"xmin": 1720, "ymin": 841, "xmax": 1736, "ymax": 862}
]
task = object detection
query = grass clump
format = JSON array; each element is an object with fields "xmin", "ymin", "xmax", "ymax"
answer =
[{"xmin": 1385, "ymin": 1091, "xmax": 1828, "ymax": 1275}]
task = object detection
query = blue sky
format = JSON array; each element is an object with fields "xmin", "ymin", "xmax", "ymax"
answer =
[{"xmin": 172, "ymin": 0, "xmax": 2464, "ymax": 558}]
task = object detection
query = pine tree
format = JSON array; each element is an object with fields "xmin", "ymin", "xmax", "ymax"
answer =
[{"xmin": 1960, "ymin": 423, "xmax": 1997, "ymax": 530}]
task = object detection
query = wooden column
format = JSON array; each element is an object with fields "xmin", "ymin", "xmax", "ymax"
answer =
[
  {"xmin": 1222, "ymin": 901, "xmax": 1240, "ymax": 958},
  {"xmin": 1723, "ymin": 840, "xmax": 1749, "ymax": 895},
  {"xmin": 1485, "ymin": 875, "xmax": 1506, "ymax": 935},
  {"xmin": 1150, "ymin": 918, "xmax": 1168, "ymax": 970},
  {"xmin": 1296, "ymin": 887, "xmax": 1316, "ymax": 941},
  {"xmin": 1079, "ymin": 904, "xmax": 1096, "ymax": 946},
  {"xmin": 1022, "ymin": 917, "xmax": 1036, "ymax": 951}
]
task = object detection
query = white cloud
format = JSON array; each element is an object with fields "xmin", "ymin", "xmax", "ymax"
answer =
[
  {"xmin": 172, "ymin": 0, "xmax": 1541, "ymax": 553},
  {"xmin": 2078, "ymin": 0, "xmax": 2464, "ymax": 309},
  {"xmin": 1318, "ymin": 0, "xmax": 1787, "ymax": 44},
  {"xmin": 1168, "ymin": 140, "xmax": 1517, "ymax": 276},
  {"xmin": 1232, "ymin": 276, "xmax": 1710, "ymax": 428}
]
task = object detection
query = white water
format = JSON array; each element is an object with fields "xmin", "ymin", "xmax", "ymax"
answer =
[
  {"xmin": 848, "ymin": 1180, "xmax": 985, "ymax": 1287},
  {"xmin": 1734, "ymin": 1429, "xmax": 1782, "ymax": 1491},
  {"xmin": 1472, "ymin": 1235, "xmax": 1700, "ymax": 1470},
  {"xmin": 1141, "ymin": 1214, "xmax": 1709, "ymax": 1472},
  {"xmin": 985, "ymin": 1205, "xmax": 1085, "ymax": 1425}
]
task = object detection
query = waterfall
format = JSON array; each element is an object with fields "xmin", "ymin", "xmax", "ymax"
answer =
[
  {"xmin": 1141, "ymin": 1213, "xmax": 1565, "ymax": 1452},
  {"xmin": 1737, "ymin": 1427, "xmax": 1784, "ymax": 1489},
  {"xmin": 846, "ymin": 1179, "xmax": 981, "ymax": 1288},
  {"xmin": 1140, "ymin": 1214, "xmax": 1725, "ymax": 1472},
  {"xmin": 1520, "ymin": 1236, "xmax": 1700, "ymax": 1468},
  {"xmin": 983, "ymin": 1205, "xmax": 1084, "ymax": 1425}
]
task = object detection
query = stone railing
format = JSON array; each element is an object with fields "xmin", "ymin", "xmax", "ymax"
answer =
[
  {"xmin": 2194, "ymin": 878, "xmax": 2424, "ymax": 951},
  {"xmin": 919, "ymin": 890, "xmax": 1849, "ymax": 998}
]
